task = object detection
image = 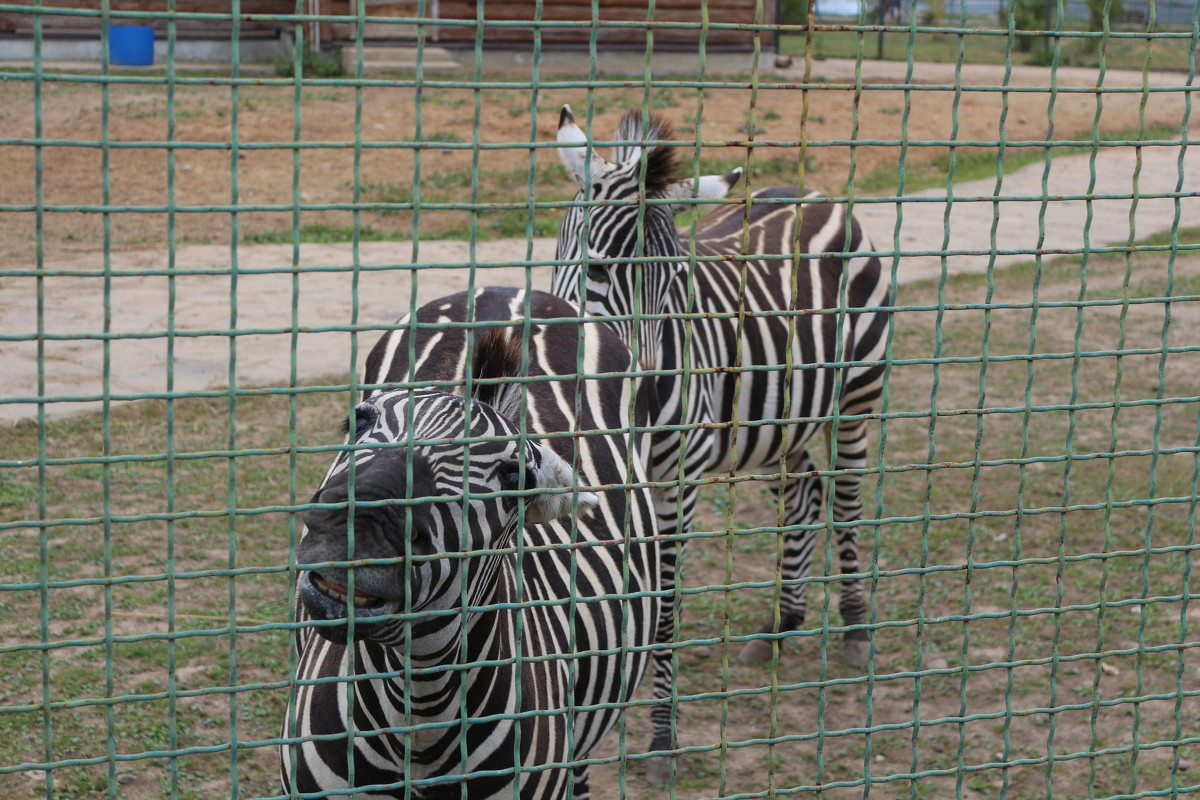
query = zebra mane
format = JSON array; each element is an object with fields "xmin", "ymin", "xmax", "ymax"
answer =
[
  {"xmin": 470, "ymin": 327, "xmax": 525, "ymax": 420},
  {"xmin": 614, "ymin": 110, "xmax": 680, "ymax": 194}
]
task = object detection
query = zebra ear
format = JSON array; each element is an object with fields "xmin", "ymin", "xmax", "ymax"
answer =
[
  {"xmin": 522, "ymin": 441, "xmax": 600, "ymax": 525},
  {"xmin": 661, "ymin": 167, "xmax": 742, "ymax": 213},
  {"xmin": 557, "ymin": 104, "xmax": 609, "ymax": 189}
]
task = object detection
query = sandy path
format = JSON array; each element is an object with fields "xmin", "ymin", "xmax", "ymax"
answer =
[
  {"xmin": 1, "ymin": 239, "xmax": 555, "ymax": 423},
  {"xmin": 2, "ymin": 140, "xmax": 1195, "ymax": 424},
  {"xmin": 857, "ymin": 143, "xmax": 1200, "ymax": 282}
]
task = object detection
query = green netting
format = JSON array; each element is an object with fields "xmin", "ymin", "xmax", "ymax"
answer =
[{"xmin": 2, "ymin": 1, "xmax": 1199, "ymax": 798}]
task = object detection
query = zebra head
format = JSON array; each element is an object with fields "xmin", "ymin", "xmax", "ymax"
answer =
[
  {"xmin": 297, "ymin": 339, "xmax": 598, "ymax": 645},
  {"xmin": 552, "ymin": 104, "xmax": 741, "ymax": 327}
]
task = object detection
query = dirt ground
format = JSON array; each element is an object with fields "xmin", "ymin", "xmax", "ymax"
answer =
[
  {"xmin": 2, "ymin": 60, "xmax": 1198, "ymax": 264},
  {"xmin": 2, "ymin": 61, "xmax": 1199, "ymax": 800}
]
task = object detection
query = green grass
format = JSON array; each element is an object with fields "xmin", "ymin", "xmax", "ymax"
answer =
[
  {"xmin": 244, "ymin": 163, "xmax": 577, "ymax": 244},
  {"xmin": 779, "ymin": 26, "xmax": 1199, "ymax": 72},
  {"xmin": 534, "ymin": 86, "xmax": 682, "ymax": 118},
  {"xmin": 243, "ymin": 215, "xmax": 558, "ymax": 245},
  {"xmin": 247, "ymin": 116, "xmax": 1185, "ymax": 248},
  {"xmin": 0, "ymin": 390, "xmax": 337, "ymax": 799},
  {"xmin": 659, "ymin": 231, "xmax": 1200, "ymax": 799},
  {"xmin": 242, "ymin": 223, "xmax": 402, "ymax": 244},
  {"xmin": 854, "ymin": 123, "xmax": 1186, "ymax": 195},
  {"xmin": 272, "ymin": 44, "xmax": 344, "ymax": 78},
  {"xmin": 3, "ymin": 234, "xmax": 1198, "ymax": 798}
]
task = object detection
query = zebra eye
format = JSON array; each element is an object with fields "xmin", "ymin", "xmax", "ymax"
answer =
[
  {"xmin": 344, "ymin": 403, "xmax": 377, "ymax": 438},
  {"xmin": 585, "ymin": 248, "xmax": 610, "ymax": 283},
  {"xmin": 500, "ymin": 464, "xmax": 536, "ymax": 492}
]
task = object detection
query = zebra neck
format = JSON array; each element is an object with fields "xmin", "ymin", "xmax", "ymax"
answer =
[
  {"xmin": 381, "ymin": 558, "xmax": 524, "ymax": 771},
  {"xmin": 400, "ymin": 554, "xmax": 519, "ymax": 668},
  {"xmin": 623, "ymin": 240, "xmax": 688, "ymax": 371}
]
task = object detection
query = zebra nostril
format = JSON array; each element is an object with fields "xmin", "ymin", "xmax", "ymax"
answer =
[{"xmin": 318, "ymin": 486, "xmax": 347, "ymax": 505}]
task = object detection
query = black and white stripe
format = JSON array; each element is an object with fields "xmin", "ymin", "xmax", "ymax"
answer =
[
  {"xmin": 281, "ymin": 288, "xmax": 660, "ymax": 799},
  {"xmin": 550, "ymin": 106, "xmax": 893, "ymax": 772}
]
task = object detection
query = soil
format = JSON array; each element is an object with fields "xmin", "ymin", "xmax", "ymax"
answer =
[
  {"xmin": 2, "ymin": 59, "xmax": 1198, "ymax": 800},
  {"xmin": 2, "ymin": 59, "xmax": 1197, "ymax": 264}
]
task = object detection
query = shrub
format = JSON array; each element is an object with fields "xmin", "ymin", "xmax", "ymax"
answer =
[
  {"xmin": 273, "ymin": 44, "xmax": 343, "ymax": 78},
  {"xmin": 1009, "ymin": 0, "xmax": 1048, "ymax": 52}
]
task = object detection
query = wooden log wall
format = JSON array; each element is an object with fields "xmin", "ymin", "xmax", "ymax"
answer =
[
  {"xmin": 1, "ymin": 0, "xmax": 776, "ymax": 50},
  {"xmin": 0, "ymin": 1, "xmax": 297, "ymax": 37},
  {"xmin": 434, "ymin": 0, "xmax": 777, "ymax": 49}
]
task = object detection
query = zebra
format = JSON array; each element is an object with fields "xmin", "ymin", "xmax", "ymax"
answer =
[
  {"xmin": 550, "ymin": 105, "xmax": 893, "ymax": 772},
  {"xmin": 280, "ymin": 287, "xmax": 661, "ymax": 799}
]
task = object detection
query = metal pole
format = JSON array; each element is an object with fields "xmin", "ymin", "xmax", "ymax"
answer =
[
  {"xmin": 877, "ymin": 0, "xmax": 886, "ymax": 58},
  {"xmin": 1044, "ymin": 0, "xmax": 1053, "ymax": 56}
]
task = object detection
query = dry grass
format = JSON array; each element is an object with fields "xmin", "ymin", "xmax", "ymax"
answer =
[{"xmin": 2, "ymin": 238, "xmax": 1198, "ymax": 799}]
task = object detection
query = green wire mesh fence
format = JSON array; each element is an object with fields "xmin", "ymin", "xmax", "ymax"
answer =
[{"xmin": 2, "ymin": 1, "xmax": 1200, "ymax": 798}]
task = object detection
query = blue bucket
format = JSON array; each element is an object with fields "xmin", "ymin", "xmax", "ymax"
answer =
[{"xmin": 109, "ymin": 25, "xmax": 155, "ymax": 67}]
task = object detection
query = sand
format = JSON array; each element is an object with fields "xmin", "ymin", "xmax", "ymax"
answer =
[{"xmin": 3, "ymin": 57, "xmax": 1197, "ymax": 423}]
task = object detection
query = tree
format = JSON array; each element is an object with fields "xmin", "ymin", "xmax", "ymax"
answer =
[
  {"xmin": 1083, "ymin": 0, "xmax": 1124, "ymax": 52},
  {"xmin": 1010, "ymin": 0, "xmax": 1047, "ymax": 53}
]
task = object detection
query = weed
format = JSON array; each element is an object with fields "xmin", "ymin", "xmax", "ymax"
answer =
[
  {"xmin": 480, "ymin": 209, "xmax": 560, "ymax": 239},
  {"xmin": 0, "ymin": 472, "xmax": 35, "ymax": 507},
  {"xmin": 360, "ymin": 182, "xmax": 413, "ymax": 215},
  {"xmin": 301, "ymin": 91, "xmax": 347, "ymax": 103},
  {"xmin": 273, "ymin": 44, "xmax": 343, "ymax": 78},
  {"xmin": 422, "ymin": 94, "xmax": 467, "ymax": 108},
  {"xmin": 242, "ymin": 223, "xmax": 398, "ymax": 244},
  {"xmin": 420, "ymin": 131, "xmax": 466, "ymax": 144},
  {"xmin": 855, "ymin": 123, "xmax": 1185, "ymax": 195}
]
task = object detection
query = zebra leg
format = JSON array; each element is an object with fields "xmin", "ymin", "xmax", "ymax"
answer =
[
  {"xmin": 572, "ymin": 765, "xmax": 590, "ymax": 800},
  {"xmin": 740, "ymin": 450, "xmax": 824, "ymax": 664},
  {"xmin": 644, "ymin": 482, "xmax": 697, "ymax": 784},
  {"xmin": 830, "ymin": 419, "xmax": 872, "ymax": 667}
]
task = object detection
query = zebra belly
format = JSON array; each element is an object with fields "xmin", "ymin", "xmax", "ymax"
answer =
[{"xmin": 733, "ymin": 316, "xmax": 847, "ymax": 473}]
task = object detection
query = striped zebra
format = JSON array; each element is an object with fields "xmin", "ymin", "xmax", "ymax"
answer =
[
  {"xmin": 551, "ymin": 106, "xmax": 893, "ymax": 771},
  {"xmin": 281, "ymin": 287, "xmax": 661, "ymax": 799}
]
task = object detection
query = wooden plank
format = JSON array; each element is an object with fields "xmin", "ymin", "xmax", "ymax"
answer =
[
  {"xmin": 450, "ymin": 8, "xmax": 761, "ymax": 23},
  {"xmin": 432, "ymin": 0, "xmax": 774, "ymax": 49},
  {"xmin": 0, "ymin": 0, "xmax": 296, "ymax": 11},
  {"xmin": 0, "ymin": 0, "xmax": 297, "ymax": 36},
  {"xmin": 435, "ymin": 0, "xmax": 768, "ymax": 21},
  {"xmin": 0, "ymin": 18, "xmax": 285, "ymax": 37},
  {"xmin": 358, "ymin": 0, "xmax": 423, "ymax": 38},
  {"xmin": 437, "ymin": 0, "xmax": 764, "ymax": 20},
  {"xmin": 435, "ymin": 26, "xmax": 759, "ymax": 47}
]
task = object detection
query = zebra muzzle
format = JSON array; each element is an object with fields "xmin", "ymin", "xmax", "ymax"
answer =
[
  {"xmin": 299, "ymin": 570, "xmax": 403, "ymax": 637},
  {"xmin": 311, "ymin": 572, "xmax": 391, "ymax": 609}
]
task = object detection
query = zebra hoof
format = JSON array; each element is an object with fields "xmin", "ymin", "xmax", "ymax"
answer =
[
  {"xmin": 842, "ymin": 638, "xmax": 871, "ymax": 668},
  {"xmin": 644, "ymin": 755, "xmax": 672, "ymax": 784},
  {"xmin": 738, "ymin": 638, "xmax": 777, "ymax": 664}
]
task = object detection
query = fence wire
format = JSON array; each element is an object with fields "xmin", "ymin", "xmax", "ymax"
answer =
[{"xmin": 1, "ymin": 1, "xmax": 1199, "ymax": 799}]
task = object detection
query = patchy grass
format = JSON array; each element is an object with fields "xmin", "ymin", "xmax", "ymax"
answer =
[
  {"xmin": 0, "ymin": 390, "xmax": 341, "ymax": 799},
  {"xmin": 534, "ymin": 86, "xmax": 683, "ymax": 118},
  {"xmin": 591, "ymin": 235, "xmax": 1200, "ymax": 799},
  {"xmin": 242, "ymin": 223, "xmax": 403, "ymax": 244},
  {"xmin": 2, "ymin": 237, "xmax": 1197, "ymax": 799},
  {"xmin": 243, "ymin": 163, "xmax": 574, "ymax": 244},
  {"xmin": 854, "ymin": 124, "xmax": 1186, "ymax": 195},
  {"xmin": 780, "ymin": 26, "xmax": 1198, "ymax": 72}
]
